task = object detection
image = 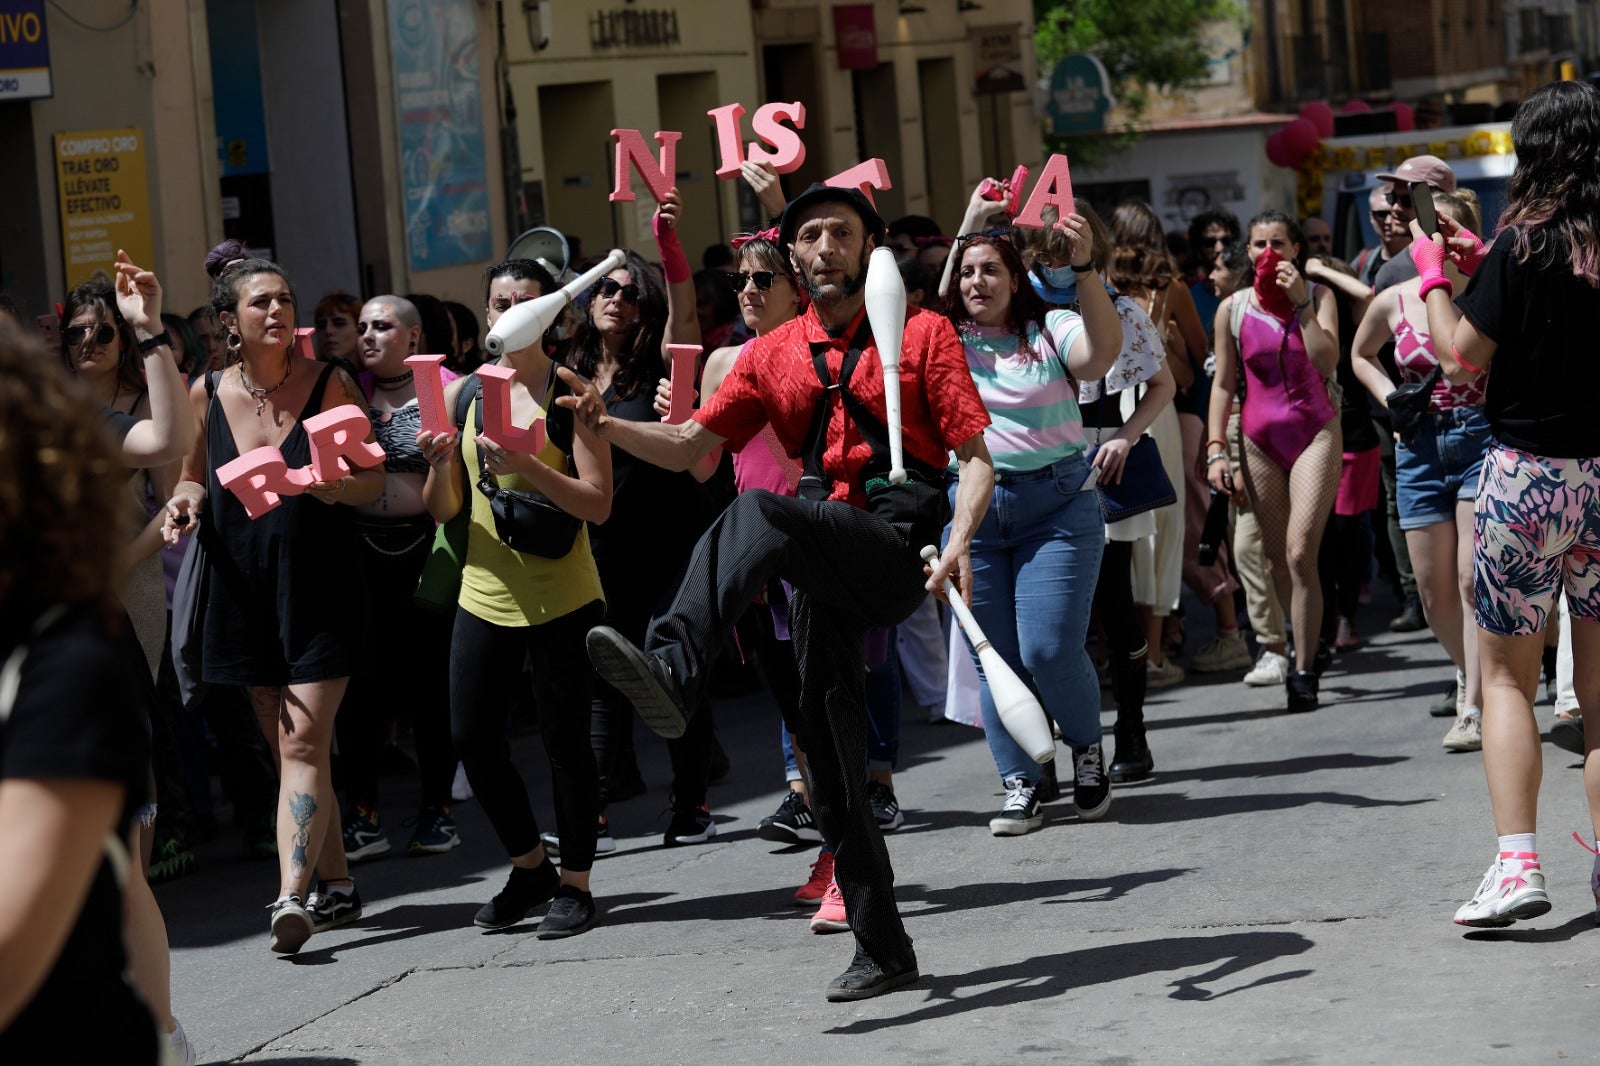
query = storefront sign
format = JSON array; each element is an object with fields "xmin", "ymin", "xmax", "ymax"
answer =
[
  {"xmin": 0, "ymin": 0, "xmax": 50, "ymax": 101},
  {"xmin": 972, "ymin": 24, "xmax": 1024, "ymax": 94},
  {"xmin": 387, "ymin": 0, "xmax": 493, "ymax": 272},
  {"xmin": 1046, "ymin": 53, "xmax": 1115, "ymax": 136},
  {"xmin": 590, "ymin": 9, "xmax": 680, "ymax": 48},
  {"xmin": 833, "ymin": 4, "xmax": 877, "ymax": 71},
  {"xmin": 54, "ymin": 127, "xmax": 153, "ymax": 289}
]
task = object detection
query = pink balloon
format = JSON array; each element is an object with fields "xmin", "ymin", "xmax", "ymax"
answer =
[
  {"xmin": 1281, "ymin": 118, "xmax": 1321, "ymax": 161},
  {"xmin": 1265, "ymin": 131, "xmax": 1296, "ymax": 169},
  {"xmin": 1341, "ymin": 99, "xmax": 1371, "ymax": 113},
  {"xmin": 1391, "ymin": 102, "xmax": 1416, "ymax": 132},
  {"xmin": 1299, "ymin": 101, "xmax": 1335, "ymax": 138}
]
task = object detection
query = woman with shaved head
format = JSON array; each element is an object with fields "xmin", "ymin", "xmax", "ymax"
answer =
[{"xmin": 335, "ymin": 296, "xmax": 462, "ymax": 869}]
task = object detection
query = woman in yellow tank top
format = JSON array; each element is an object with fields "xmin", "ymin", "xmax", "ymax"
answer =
[{"xmin": 419, "ymin": 258, "xmax": 612, "ymax": 938}]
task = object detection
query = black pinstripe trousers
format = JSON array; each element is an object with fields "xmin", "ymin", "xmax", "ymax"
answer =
[{"xmin": 647, "ymin": 488, "xmax": 946, "ymax": 969}]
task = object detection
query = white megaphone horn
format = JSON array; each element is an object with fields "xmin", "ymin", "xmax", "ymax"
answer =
[{"xmin": 484, "ymin": 249, "xmax": 627, "ymax": 357}]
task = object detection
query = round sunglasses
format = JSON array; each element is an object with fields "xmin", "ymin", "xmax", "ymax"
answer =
[
  {"xmin": 64, "ymin": 323, "xmax": 118, "ymax": 348},
  {"xmin": 722, "ymin": 270, "xmax": 784, "ymax": 292},
  {"xmin": 595, "ymin": 278, "xmax": 640, "ymax": 303}
]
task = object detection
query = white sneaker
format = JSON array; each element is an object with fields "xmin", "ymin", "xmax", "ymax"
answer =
[
  {"xmin": 1146, "ymin": 658, "xmax": 1185, "ymax": 689},
  {"xmin": 1453, "ymin": 852, "xmax": 1550, "ymax": 927},
  {"xmin": 1442, "ymin": 710, "xmax": 1483, "ymax": 752},
  {"xmin": 451, "ymin": 762, "xmax": 474, "ymax": 804},
  {"xmin": 989, "ymin": 776, "xmax": 1044, "ymax": 836},
  {"xmin": 168, "ymin": 1016, "xmax": 196, "ymax": 1066},
  {"xmin": 1190, "ymin": 630, "xmax": 1253, "ymax": 673},
  {"xmin": 1243, "ymin": 649, "xmax": 1289, "ymax": 687}
]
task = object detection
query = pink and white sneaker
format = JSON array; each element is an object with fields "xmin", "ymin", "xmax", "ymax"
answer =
[
  {"xmin": 1575, "ymin": 832, "xmax": 1600, "ymax": 926},
  {"xmin": 1453, "ymin": 851, "xmax": 1551, "ymax": 928},
  {"xmin": 809, "ymin": 878, "xmax": 849, "ymax": 933}
]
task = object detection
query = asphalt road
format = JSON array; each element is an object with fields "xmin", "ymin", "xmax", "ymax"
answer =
[{"xmin": 161, "ymin": 597, "xmax": 1596, "ymax": 1065}]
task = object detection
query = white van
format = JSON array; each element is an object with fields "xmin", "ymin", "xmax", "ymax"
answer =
[{"xmin": 1316, "ymin": 124, "xmax": 1517, "ymax": 259}]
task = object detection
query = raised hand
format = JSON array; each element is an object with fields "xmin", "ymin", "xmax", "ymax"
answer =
[
  {"xmin": 740, "ymin": 160, "xmax": 787, "ymax": 218},
  {"xmin": 114, "ymin": 249, "xmax": 162, "ymax": 332}
]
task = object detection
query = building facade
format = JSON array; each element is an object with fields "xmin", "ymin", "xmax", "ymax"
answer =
[{"xmin": 0, "ymin": 0, "xmax": 1038, "ymax": 322}]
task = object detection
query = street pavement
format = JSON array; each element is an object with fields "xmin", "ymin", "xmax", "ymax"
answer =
[{"xmin": 162, "ymin": 597, "xmax": 1597, "ymax": 1065}]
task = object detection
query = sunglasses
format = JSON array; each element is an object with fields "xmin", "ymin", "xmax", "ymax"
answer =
[
  {"xmin": 1388, "ymin": 193, "xmax": 1414, "ymax": 210},
  {"xmin": 1202, "ymin": 235, "xmax": 1230, "ymax": 247},
  {"xmin": 596, "ymin": 278, "xmax": 640, "ymax": 303},
  {"xmin": 64, "ymin": 323, "xmax": 117, "ymax": 347},
  {"xmin": 1370, "ymin": 209, "xmax": 1392, "ymax": 221},
  {"xmin": 722, "ymin": 270, "xmax": 782, "ymax": 292}
]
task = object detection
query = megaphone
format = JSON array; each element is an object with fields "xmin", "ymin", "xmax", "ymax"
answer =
[
  {"xmin": 506, "ymin": 226, "xmax": 572, "ymax": 284},
  {"xmin": 484, "ymin": 249, "xmax": 627, "ymax": 357}
]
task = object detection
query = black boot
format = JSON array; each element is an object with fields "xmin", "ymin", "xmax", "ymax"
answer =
[
  {"xmin": 1285, "ymin": 670, "xmax": 1319, "ymax": 713},
  {"xmin": 1388, "ymin": 593, "xmax": 1427, "ymax": 633},
  {"xmin": 1108, "ymin": 723, "xmax": 1154, "ymax": 784}
]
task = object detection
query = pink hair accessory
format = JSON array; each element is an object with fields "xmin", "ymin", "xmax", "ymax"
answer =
[{"xmin": 730, "ymin": 226, "xmax": 780, "ymax": 250}]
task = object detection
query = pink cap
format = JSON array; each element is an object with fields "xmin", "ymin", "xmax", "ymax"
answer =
[{"xmin": 1375, "ymin": 154, "xmax": 1457, "ymax": 192}]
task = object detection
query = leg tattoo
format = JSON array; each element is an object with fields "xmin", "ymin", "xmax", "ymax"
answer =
[{"xmin": 288, "ymin": 791, "xmax": 318, "ymax": 882}]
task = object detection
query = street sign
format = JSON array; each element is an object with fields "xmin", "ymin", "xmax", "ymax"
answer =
[
  {"xmin": 1046, "ymin": 53, "xmax": 1114, "ymax": 135},
  {"xmin": 972, "ymin": 24, "xmax": 1025, "ymax": 94}
]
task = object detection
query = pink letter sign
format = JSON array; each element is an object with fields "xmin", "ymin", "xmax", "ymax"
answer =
[
  {"xmin": 824, "ymin": 159, "xmax": 892, "ymax": 207},
  {"xmin": 293, "ymin": 327, "xmax": 317, "ymax": 360},
  {"xmin": 665, "ymin": 343, "xmax": 701, "ymax": 424},
  {"xmin": 1014, "ymin": 154, "xmax": 1075, "ymax": 230},
  {"xmin": 217, "ymin": 447, "xmax": 315, "ymax": 519},
  {"xmin": 707, "ymin": 103, "xmax": 747, "ymax": 178},
  {"xmin": 303, "ymin": 405, "xmax": 386, "ymax": 483},
  {"xmin": 610, "ymin": 129, "xmax": 683, "ymax": 202},
  {"xmin": 747, "ymin": 102, "xmax": 807, "ymax": 175},
  {"xmin": 477, "ymin": 363, "xmax": 546, "ymax": 455},
  {"xmin": 406, "ymin": 354, "xmax": 450, "ymax": 436}
]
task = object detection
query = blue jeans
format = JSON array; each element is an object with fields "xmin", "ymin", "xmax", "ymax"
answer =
[
  {"xmin": 782, "ymin": 634, "xmax": 901, "ymax": 777},
  {"xmin": 946, "ymin": 453, "xmax": 1106, "ymax": 782}
]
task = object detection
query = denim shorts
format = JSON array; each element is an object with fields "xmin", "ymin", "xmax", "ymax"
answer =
[{"xmin": 1394, "ymin": 406, "xmax": 1493, "ymax": 530}]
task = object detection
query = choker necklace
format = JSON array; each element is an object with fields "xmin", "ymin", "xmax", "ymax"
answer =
[
  {"xmin": 239, "ymin": 357, "xmax": 292, "ymax": 416},
  {"xmin": 375, "ymin": 370, "xmax": 414, "ymax": 389}
]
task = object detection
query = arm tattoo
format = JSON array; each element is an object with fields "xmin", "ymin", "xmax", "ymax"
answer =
[
  {"xmin": 288, "ymin": 791, "xmax": 318, "ymax": 881},
  {"xmin": 334, "ymin": 368, "xmax": 369, "ymax": 411}
]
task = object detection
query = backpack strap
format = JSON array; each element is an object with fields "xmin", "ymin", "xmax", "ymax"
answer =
[{"xmin": 1228, "ymin": 292, "xmax": 1248, "ymax": 347}]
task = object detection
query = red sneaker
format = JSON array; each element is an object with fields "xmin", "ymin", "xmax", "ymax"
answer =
[
  {"xmin": 809, "ymin": 877, "xmax": 849, "ymax": 933},
  {"xmin": 794, "ymin": 849, "xmax": 834, "ymax": 906}
]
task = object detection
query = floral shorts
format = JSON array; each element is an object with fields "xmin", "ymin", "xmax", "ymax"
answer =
[{"xmin": 1474, "ymin": 446, "xmax": 1600, "ymax": 636}]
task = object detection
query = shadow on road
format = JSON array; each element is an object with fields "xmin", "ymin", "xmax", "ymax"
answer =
[
  {"xmin": 825, "ymin": 930, "xmax": 1316, "ymax": 1034},
  {"xmin": 1109, "ymin": 790, "xmax": 1434, "ymax": 825},
  {"xmin": 1462, "ymin": 913, "xmax": 1597, "ymax": 944},
  {"xmin": 1145, "ymin": 752, "xmax": 1410, "ymax": 786}
]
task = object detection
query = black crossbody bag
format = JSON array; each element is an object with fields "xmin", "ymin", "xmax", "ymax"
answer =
[
  {"xmin": 1386, "ymin": 364, "xmax": 1443, "ymax": 444},
  {"xmin": 468, "ymin": 371, "xmax": 585, "ymax": 559}
]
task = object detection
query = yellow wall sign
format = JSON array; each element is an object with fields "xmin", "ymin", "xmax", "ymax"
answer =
[{"xmin": 54, "ymin": 127, "xmax": 154, "ymax": 289}]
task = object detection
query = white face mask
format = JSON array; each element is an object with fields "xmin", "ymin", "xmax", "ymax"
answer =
[{"xmin": 1038, "ymin": 264, "xmax": 1077, "ymax": 292}]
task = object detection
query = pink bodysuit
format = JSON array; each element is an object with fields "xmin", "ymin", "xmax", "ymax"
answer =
[{"xmin": 1239, "ymin": 297, "xmax": 1336, "ymax": 470}]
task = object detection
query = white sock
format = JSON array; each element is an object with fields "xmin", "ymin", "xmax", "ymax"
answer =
[{"xmin": 1498, "ymin": 833, "xmax": 1536, "ymax": 857}]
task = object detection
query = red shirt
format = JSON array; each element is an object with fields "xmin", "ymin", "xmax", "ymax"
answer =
[{"xmin": 695, "ymin": 303, "xmax": 990, "ymax": 507}]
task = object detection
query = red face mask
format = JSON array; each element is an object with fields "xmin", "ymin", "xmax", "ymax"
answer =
[{"xmin": 1253, "ymin": 244, "xmax": 1295, "ymax": 322}]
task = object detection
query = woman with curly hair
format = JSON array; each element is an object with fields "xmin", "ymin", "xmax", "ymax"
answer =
[
  {"xmin": 0, "ymin": 321, "xmax": 165, "ymax": 1060},
  {"xmin": 1408, "ymin": 80, "xmax": 1600, "ymax": 928}
]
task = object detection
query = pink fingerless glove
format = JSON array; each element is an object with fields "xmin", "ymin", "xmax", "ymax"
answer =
[
  {"xmin": 653, "ymin": 213, "xmax": 691, "ymax": 285},
  {"xmin": 1410, "ymin": 236, "xmax": 1453, "ymax": 299},
  {"xmin": 1453, "ymin": 228, "xmax": 1488, "ymax": 276}
]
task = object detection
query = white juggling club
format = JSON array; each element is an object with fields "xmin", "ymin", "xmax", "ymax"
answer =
[
  {"xmin": 484, "ymin": 248, "xmax": 628, "ymax": 356},
  {"xmin": 864, "ymin": 246, "xmax": 907, "ymax": 485},
  {"xmin": 920, "ymin": 545, "xmax": 1055, "ymax": 763}
]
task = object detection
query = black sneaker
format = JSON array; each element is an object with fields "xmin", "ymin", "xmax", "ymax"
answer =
[
  {"xmin": 1072, "ymin": 743, "xmax": 1111, "ymax": 821},
  {"xmin": 474, "ymin": 860, "xmax": 560, "ymax": 930},
  {"xmin": 536, "ymin": 885, "xmax": 598, "ymax": 940},
  {"xmin": 663, "ymin": 805, "xmax": 717, "ymax": 846},
  {"xmin": 540, "ymin": 816, "xmax": 617, "ymax": 858},
  {"xmin": 1428, "ymin": 681, "xmax": 1459, "ymax": 718},
  {"xmin": 759, "ymin": 790, "xmax": 822, "ymax": 844},
  {"xmin": 1551, "ymin": 714, "xmax": 1585, "ymax": 755},
  {"xmin": 867, "ymin": 780, "xmax": 904, "ymax": 830},
  {"xmin": 267, "ymin": 895, "xmax": 314, "ymax": 955},
  {"xmin": 407, "ymin": 806, "xmax": 461, "ymax": 856},
  {"xmin": 1034, "ymin": 759, "xmax": 1061, "ymax": 803},
  {"xmin": 307, "ymin": 880, "xmax": 363, "ymax": 932},
  {"xmin": 585, "ymin": 626, "xmax": 687, "ymax": 739},
  {"xmin": 1108, "ymin": 732, "xmax": 1154, "ymax": 784},
  {"xmin": 707, "ymin": 733, "xmax": 732, "ymax": 785},
  {"xmin": 824, "ymin": 947, "xmax": 920, "ymax": 1002},
  {"xmin": 988, "ymin": 775, "xmax": 1043, "ymax": 836}
]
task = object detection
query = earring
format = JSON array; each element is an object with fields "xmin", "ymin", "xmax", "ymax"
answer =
[{"xmin": 226, "ymin": 330, "xmax": 242, "ymax": 353}]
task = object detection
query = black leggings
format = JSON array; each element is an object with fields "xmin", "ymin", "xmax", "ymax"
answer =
[
  {"xmin": 1094, "ymin": 539, "xmax": 1148, "ymax": 735},
  {"xmin": 1318, "ymin": 513, "xmax": 1368, "ymax": 639},
  {"xmin": 449, "ymin": 601, "xmax": 604, "ymax": 871},
  {"xmin": 338, "ymin": 517, "xmax": 455, "ymax": 812}
]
